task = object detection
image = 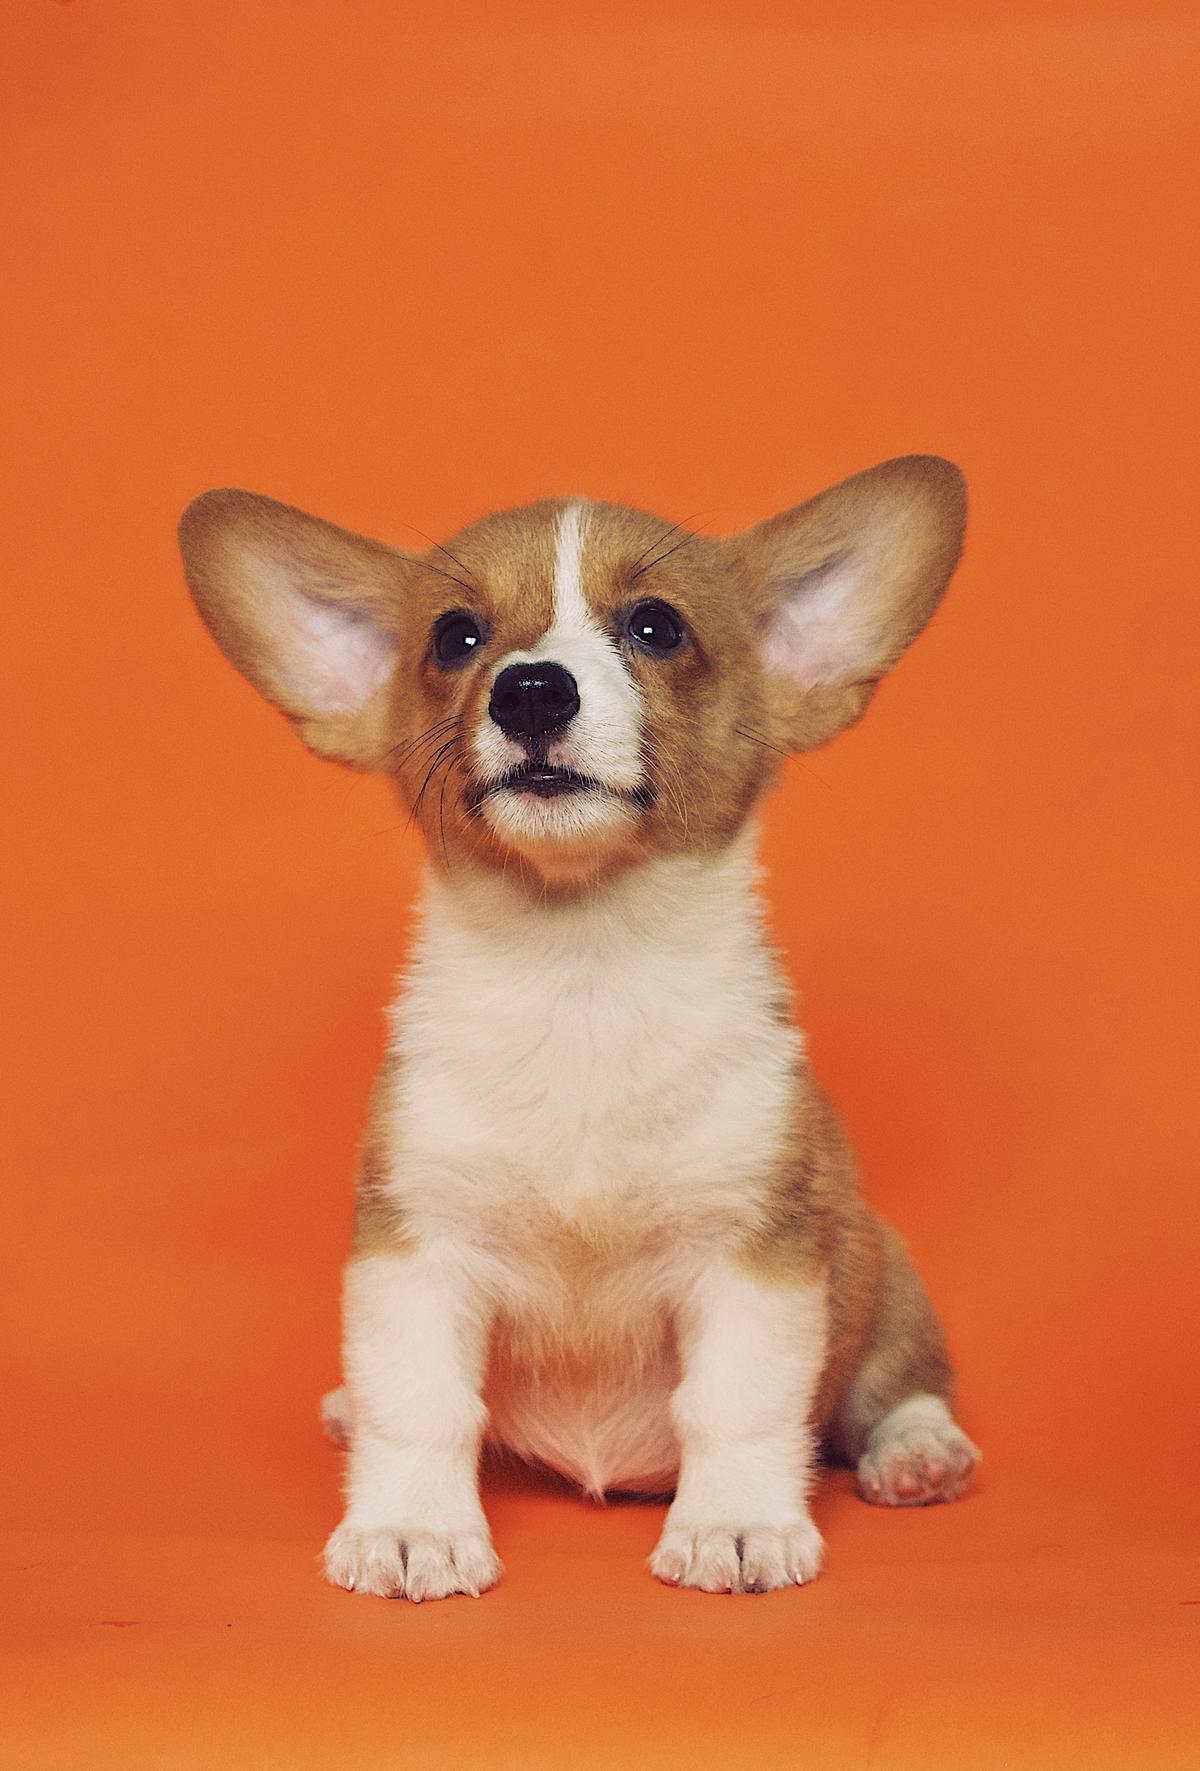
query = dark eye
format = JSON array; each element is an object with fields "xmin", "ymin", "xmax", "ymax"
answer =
[
  {"xmin": 433, "ymin": 610, "xmax": 486, "ymax": 667},
  {"xmin": 627, "ymin": 599, "xmax": 686, "ymax": 656}
]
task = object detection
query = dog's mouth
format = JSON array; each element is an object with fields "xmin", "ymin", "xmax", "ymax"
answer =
[
  {"xmin": 497, "ymin": 764, "xmax": 602, "ymax": 799},
  {"xmin": 467, "ymin": 766, "xmax": 654, "ymax": 814}
]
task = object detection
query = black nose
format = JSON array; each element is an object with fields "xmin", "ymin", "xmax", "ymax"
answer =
[{"xmin": 489, "ymin": 661, "xmax": 581, "ymax": 742}]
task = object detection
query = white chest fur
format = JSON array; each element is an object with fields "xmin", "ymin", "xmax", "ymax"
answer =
[{"xmin": 384, "ymin": 831, "xmax": 801, "ymax": 1272}]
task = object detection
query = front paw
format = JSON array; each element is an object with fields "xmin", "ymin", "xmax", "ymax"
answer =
[
  {"xmin": 323, "ymin": 1521, "xmax": 502, "ymax": 1602},
  {"xmin": 650, "ymin": 1516, "xmax": 824, "ymax": 1594}
]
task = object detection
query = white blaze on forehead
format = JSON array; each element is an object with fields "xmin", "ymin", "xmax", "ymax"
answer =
[
  {"xmin": 531, "ymin": 499, "xmax": 643, "ymax": 789},
  {"xmin": 552, "ymin": 500, "xmax": 590, "ymax": 632}
]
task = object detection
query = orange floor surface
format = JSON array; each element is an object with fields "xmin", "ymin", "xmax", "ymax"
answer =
[{"xmin": 3, "ymin": 3, "xmax": 1198, "ymax": 1766}]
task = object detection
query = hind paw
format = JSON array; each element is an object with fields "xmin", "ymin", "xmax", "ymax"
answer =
[{"xmin": 858, "ymin": 1395, "xmax": 980, "ymax": 1507}]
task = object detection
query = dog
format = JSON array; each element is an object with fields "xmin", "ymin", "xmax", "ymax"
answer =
[{"xmin": 179, "ymin": 455, "xmax": 979, "ymax": 1601}]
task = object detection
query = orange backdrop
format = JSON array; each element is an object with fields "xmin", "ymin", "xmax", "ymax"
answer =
[{"xmin": 2, "ymin": 2, "xmax": 1197, "ymax": 1766}]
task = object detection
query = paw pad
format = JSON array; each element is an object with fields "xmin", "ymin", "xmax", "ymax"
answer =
[{"xmin": 858, "ymin": 1413, "xmax": 980, "ymax": 1507}]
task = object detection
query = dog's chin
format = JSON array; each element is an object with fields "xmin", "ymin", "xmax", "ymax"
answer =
[{"xmin": 480, "ymin": 778, "xmax": 640, "ymax": 879}]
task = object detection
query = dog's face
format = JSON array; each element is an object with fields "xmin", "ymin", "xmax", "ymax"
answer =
[{"xmin": 179, "ymin": 459, "xmax": 965, "ymax": 887}]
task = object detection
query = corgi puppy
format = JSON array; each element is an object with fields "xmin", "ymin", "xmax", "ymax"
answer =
[{"xmin": 179, "ymin": 455, "xmax": 979, "ymax": 1601}]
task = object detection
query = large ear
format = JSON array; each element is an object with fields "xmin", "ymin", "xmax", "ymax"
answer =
[
  {"xmin": 740, "ymin": 456, "xmax": 967, "ymax": 751},
  {"xmin": 178, "ymin": 489, "xmax": 415, "ymax": 767}
]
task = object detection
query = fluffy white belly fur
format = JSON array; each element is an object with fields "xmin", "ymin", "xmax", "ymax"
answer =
[{"xmin": 486, "ymin": 1332, "xmax": 680, "ymax": 1496}]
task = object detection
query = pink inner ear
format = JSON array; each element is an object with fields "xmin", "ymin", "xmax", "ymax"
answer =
[
  {"xmin": 293, "ymin": 600, "xmax": 396, "ymax": 713},
  {"xmin": 761, "ymin": 553, "xmax": 866, "ymax": 690},
  {"xmin": 256, "ymin": 555, "xmax": 396, "ymax": 714}
]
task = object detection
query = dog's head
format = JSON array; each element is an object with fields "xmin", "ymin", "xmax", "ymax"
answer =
[{"xmin": 179, "ymin": 458, "xmax": 965, "ymax": 887}]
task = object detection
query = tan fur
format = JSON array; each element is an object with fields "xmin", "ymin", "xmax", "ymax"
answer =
[
  {"xmin": 826, "ymin": 1222, "xmax": 955, "ymax": 1462},
  {"xmin": 732, "ymin": 1076, "xmax": 948, "ymax": 1448}
]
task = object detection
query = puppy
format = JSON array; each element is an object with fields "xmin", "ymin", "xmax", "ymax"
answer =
[{"xmin": 179, "ymin": 455, "xmax": 979, "ymax": 1601}]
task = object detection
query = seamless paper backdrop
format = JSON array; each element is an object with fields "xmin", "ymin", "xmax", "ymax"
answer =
[{"xmin": 2, "ymin": 3, "xmax": 1197, "ymax": 1767}]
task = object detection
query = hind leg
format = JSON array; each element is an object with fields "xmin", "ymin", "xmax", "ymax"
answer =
[
  {"xmin": 831, "ymin": 1222, "xmax": 980, "ymax": 1507},
  {"xmin": 858, "ymin": 1392, "xmax": 979, "ymax": 1506}
]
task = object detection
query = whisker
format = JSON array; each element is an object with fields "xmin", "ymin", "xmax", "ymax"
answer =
[
  {"xmin": 651, "ymin": 751, "xmax": 685, "ymax": 837},
  {"xmin": 411, "ymin": 557, "xmax": 477, "ymax": 601},
  {"xmin": 436, "ymin": 744, "xmax": 467, "ymax": 865},
  {"xmin": 627, "ymin": 510, "xmax": 709, "ymax": 579},
  {"xmin": 397, "ymin": 524, "xmax": 481, "ymax": 592},
  {"xmin": 733, "ymin": 724, "xmax": 790, "ymax": 761},
  {"xmin": 385, "ymin": 716, "xmax": 459, "ymax": 771},
  {"xmin": 631, "ymin": 530, "xmax": 700, "ymax": 581},
  {"xmin": 401, "ymin": 730, "xmax": 462, "ymax": 781},
  {"xmin": 734, "ymin": 725, "xmax": 834, "ymax": 791},
  {"xmin": 627, "ymin": 519, "xmax": 688, "ymax": 575},
  {"xmin": 408, "ymin": 737, "xmax": 461, "ymax": 829},
  {"xmin": 641, "ymin": 735, "xmax": 690, "ymax": 839}
]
